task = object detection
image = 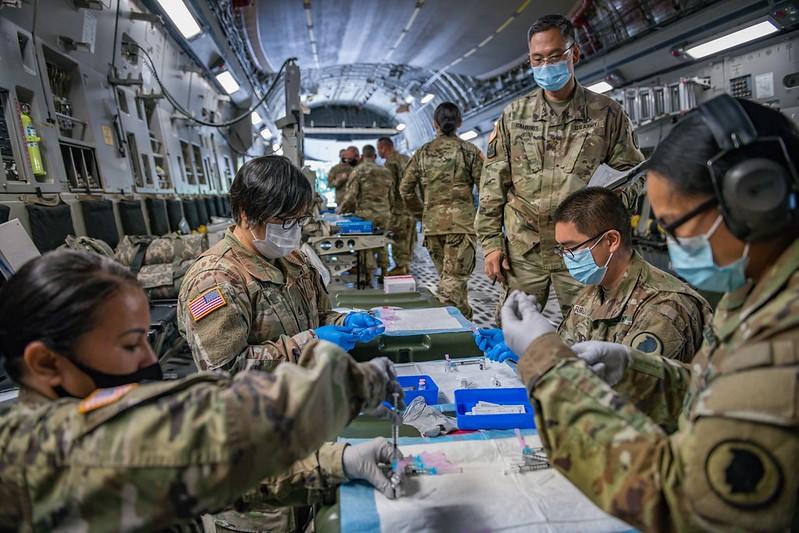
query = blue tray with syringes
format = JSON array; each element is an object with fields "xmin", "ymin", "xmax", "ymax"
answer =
[{"xmin": 454, "ymin": 387, "xmax": 535, "ymax": 430}]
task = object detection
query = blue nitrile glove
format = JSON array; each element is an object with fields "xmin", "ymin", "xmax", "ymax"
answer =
[
  {"xmin": 345, "ymin": 312, "xmax": 383, "ymax": 329},
  {"xmin": 315, "ymin": 325, "xmax": 359, "ymax": 351},
  {"xmin": 345, "ymin": 312, "xmax": 385, "ymax": 343},
  {"xmin": 487, "ymin": 342, "xmax": 518, "ymax": 363},
  {"xmin": 474, "ymin": 328, "xmax": 504, "ymax": 353}
]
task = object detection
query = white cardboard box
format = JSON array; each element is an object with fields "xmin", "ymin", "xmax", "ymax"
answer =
[{"xmin": 384, "ymin": 275, "xmax": 416, "ymax": 294}]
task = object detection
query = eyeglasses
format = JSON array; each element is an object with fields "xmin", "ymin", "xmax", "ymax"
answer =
[
  {"xmin": 530, "ymin": 44, "xmax": 574, "ymax": 67},
  {"xmin": 656, "ymin": 197, "xmax": 718, "ymax": 244},
  {"xmin": 554, "ymin": 230, "xmax": 609, "ymax": 260},
  {"xmin": 279, "ymin": 215, "xmax": 312, "ymax": 229}
]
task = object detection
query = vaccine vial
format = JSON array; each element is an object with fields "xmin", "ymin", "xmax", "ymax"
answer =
[{"xmin": 418, "ymin": 378, "xmax": 426, "ymax": 390}]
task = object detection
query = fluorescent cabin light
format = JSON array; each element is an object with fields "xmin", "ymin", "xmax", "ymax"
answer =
[
  {"xmin": 155, "ymin": 0, "xmax": 202, "ymax": 40},
  {"xmin": 396, "ymin": 123, "xmax": 407, "ymax": 132},
  {"xmin": 251, "ymin": 112, "xmax": 263, "ymax": 125},
  {"xmin": 215, "ymin": 71, "xmax": 240, "ymax": 95},
  {"xmin": 272, "ymin": 143, "xmax": 281, "ymax": 152},
  {"xmin": 421, "ymin": 93, "xmax": 435, "ymax": 104},
  {"xmin": 404, "ymin": 95, "xmax": 415, "ymax": 103},
  {"xmin": 260, "ymin": 129, "xmax": 272, "ymax": 140},
  {"xmin": 459, "ymin": 130, "xmax": 478, "ymax": 141},
  {"xmin": 685, "ymin": 21, "xmax": 778, "ymax": 59},
  {"xmin": 586, "ymin": 81, "xmax": 614, "ymax": 94}
]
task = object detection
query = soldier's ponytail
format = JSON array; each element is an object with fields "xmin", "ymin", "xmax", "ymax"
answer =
[
  {"xmin": 0, "ymin": 249, "xmax": 138, "ymax": 383},
  {"xmin": 434, "ymin": 102, "xmax": 462, "ymax": 136}
]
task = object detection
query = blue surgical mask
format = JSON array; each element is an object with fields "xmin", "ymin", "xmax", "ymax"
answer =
[
  {"xmin": 532, "ymin": 60, "xmax": 572, "ymax": 91},
  {"xmin": 564, "ymin": 234, "xmax": 613, "ymax": 285},
  {"xmin": 666, "ymin": 215, "xmax": 750, "ymax": 293}
]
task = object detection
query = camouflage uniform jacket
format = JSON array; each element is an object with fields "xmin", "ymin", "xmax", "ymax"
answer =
[
  {"xmin": 474, "ymin": 83, "xmax": 644, "ymax": 267},
  {"xmin": 178, "ymin": 228, "xmax": 346, "ymax": 373},
  {"xmin": 517, "ymin": 237, "xmax": 799, "ymax": 531},
  {"xmin": 338, "ymin": 160, "xmax": 394, "ymax": 229},
  {"xmin": 559, "ymin": 252, "xmax": 711, "ymax": 364},
  {"xmin": 0, "ymin": 341, "xmax": 388, "ymax": 532},
  {"xmin": 400, "ymin": 134, "xmax": 483, "ymax": 235},
  {"xmin": 328, "ymin": 162, "xmax": 355, "ymax": 206},
  {"xmin": 384, "ymin": 151, "xmax": 411, "ymax": 219}
]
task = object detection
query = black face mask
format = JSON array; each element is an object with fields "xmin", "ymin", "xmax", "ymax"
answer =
[
  {"xmin": 342, "ymin": 158, "xmax": 358, "ymax": 167},
  {"xmin": 54, "ymin": 358, "xmax": 163, "ymax": 398}
]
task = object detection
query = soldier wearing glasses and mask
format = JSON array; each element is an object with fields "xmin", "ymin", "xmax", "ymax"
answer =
[
  {"xmin": 500, "ymin": 96, "xmax": 799, "ymax": 531},
  {"xmin": 475, "ymin": 14, "xmax": 644, "ymax": 319},
  {"xmin": 177, "ymin": 156, "xmax": 392, "ymax": 532}
]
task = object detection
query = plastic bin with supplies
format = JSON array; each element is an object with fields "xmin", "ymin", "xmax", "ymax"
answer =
[
  {"xmin": 397, "ymin": 374, "xmax": 439, "ymax": 405},
  {"xmin": 455, "ymin": 387, "xmax": 535, "ymax": 430}
]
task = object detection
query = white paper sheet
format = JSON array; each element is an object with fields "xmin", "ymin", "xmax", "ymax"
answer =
[
  {"xmin": 371, "ymin": 436, "xmax": 630, "ymax": 533},
  {"xmin": 397, "ymin": 359, "xmax": 524, "ymax": 404},
  {"xmin": 379, "ymin": 307, "xmax": 466, "ymax": 333},
  {"xmin": 587, "ymin": 163, "xmax": 626, "ymax": 188}
]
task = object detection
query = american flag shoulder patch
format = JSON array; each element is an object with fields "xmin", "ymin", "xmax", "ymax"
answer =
[
  {"xmin": 189, "ymin": 287, "xmax": 227, "ymax": 321},
  {"xmin": 79, "ymin": 383, "xmax": 138, "ymax": 414}
]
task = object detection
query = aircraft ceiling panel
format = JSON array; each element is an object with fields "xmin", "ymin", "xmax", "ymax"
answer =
[{"xmin": 253, "ymin": 0, "xmax": 573, "ymax": 78}]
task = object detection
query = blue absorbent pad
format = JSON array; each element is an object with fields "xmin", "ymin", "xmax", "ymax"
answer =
[
  {"xmin": 454, "ymin": 387, "xmax": 535, "ymax": 430},
  {"xmin": 397, "ymin": 374, "xmax": 439, "ymax": 404}
]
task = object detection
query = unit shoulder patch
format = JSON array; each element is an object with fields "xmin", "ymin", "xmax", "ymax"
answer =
[
  {"xmin": 79, "ymin": 383, "xmax": 138, "ymax": 414},
  {"xmin": 706, "ymin": 439, "xmax": 783, "ymax": 509},
  {"xmin": 631, "ymin": 331, "xmax": 663, "ymax": 354},
  {"xmin": 189, "ymin": 287, "xmax": 227, "ymax": 321}
]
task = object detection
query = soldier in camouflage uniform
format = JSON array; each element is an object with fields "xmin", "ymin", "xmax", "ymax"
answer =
[
  {"xmin": 501, "ymin": 97, "xmax": 799, "ymax": 531},
  {"xmin": 378, "ymin": 136, "xmax": 414, "ymax": 275},
  {"xmin": 475, "ymin": 15, "xmax": 643, "ymax": 319},
  {"xmin": 327, "ymin": 146, "xmax": 359, "ymax": 207},
  {"xmin": 338, "ymin": 145, "xmax": 394, "ymax": 276},
  {"xmin": 400, "ymin": 102, "xmax": 483, "ymax": 319},
  {"xmin": 553, "ymin": 188, "xmax": 711, "ymax": 368},
  {"xmin": 178, "ymin": 156, "xmax": 390, "ymax": 531},
  {"xmin": 0, "ymin": 249, "xmax": 400, "ymax": 531}
]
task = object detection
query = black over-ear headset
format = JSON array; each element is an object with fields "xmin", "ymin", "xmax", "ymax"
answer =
[{"xmin": 698, "ymin": 94, "xmax": 798, "ymax": 242}]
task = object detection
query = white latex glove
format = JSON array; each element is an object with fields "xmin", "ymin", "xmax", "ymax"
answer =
[
  {"xmin": 342, "ymin": 437, "xmax": 402, "ymax": 499},
  {"xmin": 367, "ymin": 357, "xmax": 405, "ymax": 409},
  {"xmin": 500, "ymin": 290, "xmax": 555, "ymax": 357},
  {"xmin": 571, "ymin": 340, "xmax": 632, "ymax": 386}
]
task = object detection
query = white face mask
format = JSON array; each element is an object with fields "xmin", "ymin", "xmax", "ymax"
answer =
[{"xmin": 250, "ymin": 223, "xmax": 301, "ymax": 259}]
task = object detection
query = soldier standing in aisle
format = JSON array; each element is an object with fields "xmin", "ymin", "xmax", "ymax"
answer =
[
  {"xmin": 475, "ymin": 14, "xmax": 643, "ymax": 319},
  {"xmin": 339, "ymin": 145, "xmax": 394, "ymax": 280},
  {"xmin": 378, "ymin": 136, "xmax": 414, "ymax": 275},
  {"xmin": 400, "ymin": 102, "xmax": 483, "ymax": 318},
  {"xmin": 328, "ymin": 145, "xmax": 360, "ymax": 207}
]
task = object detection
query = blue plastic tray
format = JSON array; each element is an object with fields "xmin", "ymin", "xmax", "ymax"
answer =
[
  {"xmin": 454, "ymin": 387, "xmax": 535, "ymax": 430},
  {"xmin": 338, "ymin": 220, "xmax": 373, "ymax": 234},
  {"xmin": 397, "ymin": 374, "xmax": 439, "ymax": 405}
]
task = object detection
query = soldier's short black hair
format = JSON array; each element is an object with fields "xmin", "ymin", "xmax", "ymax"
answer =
[
  {"xmin": 377, "ymin": 137, "xmax": 393, "ymax": 147},
  {"xmin": 0, "ymin": 249, "xmax": 138, "ymax": 383},
  {"xmin": 645, "ymin": 97, "xmax": 799, "ymax": 199},
  {"xmin": 346, "ymin": 145, "xmax": 360, "ymax": 156},
  {"xmin": 554, "ymin": 187, "xmax": 632, "ymax": 249},
  {"xmin": 230, "ymin": 155, "xmax": 312, "ymax": 225},
  {"xmin": 362, "ymin": 145, "xmax": 377, "ymax": 158},
  {"xmin": 528, "ymin": 14, "xmax": 575, "ymax": 45},
  {"xmin": 434, "ymin": 102, "xmax": 461, "ymax": 136}
]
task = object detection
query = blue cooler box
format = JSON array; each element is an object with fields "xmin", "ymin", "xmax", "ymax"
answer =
[
  {"xmin": 455, "ymin": 387, "xmax": 535, "ymax": 430},
  {"xmin": 397, "ymin": 375, "xmax": 439, "ymax": 405}
]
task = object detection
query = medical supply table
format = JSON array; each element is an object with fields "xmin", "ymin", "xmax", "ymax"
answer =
[{"xmin": 319, "ymin": 358, "xmax": 632, "ymax": 533}]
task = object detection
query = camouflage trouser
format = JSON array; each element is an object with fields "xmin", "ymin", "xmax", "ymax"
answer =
[
  {"xmin": 425, "ymin": 233, "xmax": 475, "ymax": 319},
  {"xmin": 498, "ymin": 244, "xmax": 583, "ymax": 323},
  {"xmin": 391, "ymin": 215, "xmax": 416, "ymax": 272},
  {"xmin": 335, "ymin": 187, "xmax": 347, "ymax": 208}
]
